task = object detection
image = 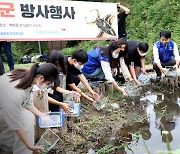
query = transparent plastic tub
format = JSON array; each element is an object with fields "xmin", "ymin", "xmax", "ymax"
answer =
[
  {"xmin": 38, "ymin": 112, "xmax": 64, "ymax": 128},
  {"xmin": 138, "ymin": 73, "xmax": 151, "ymax": 85},
  {"xmin": 125, "ymin": 80, "xmax": 141, "ymax": 97},
  {"xmin": 94, "ymin": 97, "xmax": 108, "ymax": 111},
  {"xmin": 165, "ymin": 66, "xmax": 177, "ymax": 77},
  {"xmin": 36, "ymin": 129, "xmax": 60, "ymax": 154},
  {"xmin": 59, "ymin": 103, "xmax": 81, "ymax": 116},
  {"xmin": 63, "ymin": 93, "xmax": 75, "ymax": 104}
]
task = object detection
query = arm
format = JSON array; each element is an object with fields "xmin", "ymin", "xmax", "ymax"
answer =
[
  {"xmin": 100, "ymin": 60, "xmax": 127, "ymax": 95},
  {"xmin": 68, "ymin": 82, "xmax": 95, "ymax": 105},
  {"xmin": 16, "ymin": 130, "xmax": 43, "ymax": 153},
  {"xmin": 120, "ymin": 57, "xmax": 133, "ymax": 81},
  {"xmin": 173, "ymin": 42, "xmax": 180, "ymax": 69},
  {"xmin": 27, "ymin": 105, "xmax": 42, "ymax": 116},
  {"xmin": 140, "ymin": 57, "xmax": 146, "ymax": 74},
  {"xmin": 78, "ymin": 74, "xmax": 100, "ymax": 100},
  {"xmin": 129, "ymin": 65, "xmax": 141, "ymax": 85},
  {"xmin": 153, "ymin": 44, "xmax": 168, "ymax": 75},
  {"xmin": 56, "ymin": 86, "xmax": 80, "ymax": 102},
  {"xmin": 48, "ymin": 97, "xmax": 71, "ymax": 113},
  {"xmin": 56, "ymin": 86, "xmax": 70, "ymax": 94},
  {"xmin": 117, "ymin": 3, "xmax": 130, "ymax": 14}
]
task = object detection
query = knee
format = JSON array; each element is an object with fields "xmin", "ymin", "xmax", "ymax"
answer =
[{"xmin": 153, "ymin": 63, "xmax": 158, "ymax": 70}]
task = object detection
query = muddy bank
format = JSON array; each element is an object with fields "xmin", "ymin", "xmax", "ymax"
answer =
[{"xmin": 49, "ymin": 81, "xmax": 180, "ymax": 154}]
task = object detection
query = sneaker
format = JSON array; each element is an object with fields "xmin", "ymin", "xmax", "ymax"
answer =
[{"xmin": 156, "ymin": 76, "xmax": 161, "ymax": 82}]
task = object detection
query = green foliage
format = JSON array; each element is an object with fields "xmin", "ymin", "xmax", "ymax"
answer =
[
  {"xmin": 9, "ymin": 41, "xmax": 48, "ymax": 63},
  {"xmin": 7, "ymin": 0, "xmax": 180, "ymax": 64},
  {"xmin": 62, "ymin": 40, "xmax": 108, "ymax": 56}
]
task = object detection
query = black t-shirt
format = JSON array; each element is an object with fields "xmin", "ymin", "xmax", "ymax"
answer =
[
  {"xmin": 117, "ymin": 11, "xmax": 128, "ymax": 36},
  {"xmin": 64, "ymin": 56, "xmax": 82, "ymax": 84},
  {"xmin": 126, "ymin": 40, "xmax": 141, "ymax": 66}
]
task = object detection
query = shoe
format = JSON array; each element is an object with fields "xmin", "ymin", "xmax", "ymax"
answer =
[{"xmin": 156, "ymin": 76, "xmax": 161, "ymax": 82}]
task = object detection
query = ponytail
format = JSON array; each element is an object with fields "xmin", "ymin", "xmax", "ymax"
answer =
[
  {"xmin": 9, "ymin": 63, "xmax": 40, "ymax": 89},
  {"xmin": 9, "ymin": 63, "xmax": 59, "ymax": 89}
]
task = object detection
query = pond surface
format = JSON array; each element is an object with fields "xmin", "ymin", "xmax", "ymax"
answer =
[{"xmin": 116, "ymin": 87, "xmax": 180, "ymax": 154}]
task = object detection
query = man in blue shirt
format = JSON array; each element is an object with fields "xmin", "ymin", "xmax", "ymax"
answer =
[{"xmin": 153, "ymin": 30, "xmax": 180, "ymax": 81}]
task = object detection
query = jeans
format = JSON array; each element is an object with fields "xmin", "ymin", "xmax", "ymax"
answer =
[
  {"xmin": 118, "ymin": 35, "xmax": 127, "ymax": 41},
  {"xmin": 152, "ymin": 59, "xmax": 176, "ymax": 77},
  {"xmin": 83, "ymin": 67, "xmax": 105, "ymax": 80},
  {"xmin": 0, "ymin": 56, "xmax": 4, "ymax": 75},
  {"xmin": 0, "ymin": 41, "xmax": 14, "ymax": 72}
]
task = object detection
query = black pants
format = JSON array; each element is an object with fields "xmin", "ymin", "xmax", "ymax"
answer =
[
  {"xmin": 153, "ymin": 59, "xmax": 176, "ymax": 77},
  {"xmin": 66, "ymin": 75, "xmax": 80, "ymax": 91},
  {"xmin": 48, "ymin": 90, "xmax": 63, "ymax": 112}
]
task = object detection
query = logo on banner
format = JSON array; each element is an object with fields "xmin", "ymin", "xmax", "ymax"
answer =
[{"xmin": 0, "ymin": 2, "xmax": 15, "ymax": 17}]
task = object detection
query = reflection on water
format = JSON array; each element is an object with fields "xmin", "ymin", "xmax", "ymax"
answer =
[{"xmin": 115, "ymin": 89, "xmax": 180, "ymax": 154}]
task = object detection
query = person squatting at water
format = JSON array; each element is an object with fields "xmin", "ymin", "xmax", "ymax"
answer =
[
  {"xmin": 0, "ymin": 63, "xmax": 59, "ymax": 154},
  {"xmin": 152, "ymin": 30, "xmax": 180, "ymax": 82},
  {"xmin": 46, "ymin": 50, "xmax": 81, "ymax": 112},
  {"xmin": 64, "ymin": 48, "xmax": 100, "ymax": 105},
  {"xmin": 81, "ymin": 40, "xmax": 131, "ymax": 96},
  {"xmin": 125, "ymin": 40, "xmax": 149, "ymax": 86}
]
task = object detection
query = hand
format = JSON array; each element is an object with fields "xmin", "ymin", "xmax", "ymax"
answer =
[
  {"xmin": 161, "ymin": 68, "xmax": 168, "ymax": 75},
  {"xmin": 28, "ymin": 145, "xmax": 44, "ymax": 154},
  {"xmin": 112, "ymin": 68, "xmax": 118, "ymax": 76},
  {"xmin": 61, "ymin": 103, "xmax": 71, "ymax": 114},
  {"xmin": 120, "ymin": 87, "xmax": 128, "ymax": 96},
  {"xmin": 134, "ymin": 79, "xmax": 141, "ymax": 86},
  {"xmin": 173, "ymin": 64, "xmax": 179, "ymax": 70},
  {"xmin": 141, "ymin": 69, "xmax": 147, "ymax": 74},
  {"xmin": 117, "ymin": 3, "xmax": 121, "ymax": 7},
  {"xmin": 90, "ymin": 90, "xmax": 100, "ymax": 101},
  {"xmin": 70, "ymin": 91, "xmax": 81, "ymax": 102},
  {"xmin": 87, "ymin": 97, "xmax": 96, "ymax": 106}
]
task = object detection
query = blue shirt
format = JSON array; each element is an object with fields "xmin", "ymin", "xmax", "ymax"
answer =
[{"xmin": 82, "ymin": 48, "xmax": 109, "ymax": 74}]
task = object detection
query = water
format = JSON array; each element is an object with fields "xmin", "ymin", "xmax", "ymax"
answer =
[{"xmin": 114, "ymin": 89, "xmax": 180, "ymax": 154}]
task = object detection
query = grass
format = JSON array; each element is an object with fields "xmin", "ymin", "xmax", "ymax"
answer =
[{"xmin": 4, "ymin": 63, "xmax": 35, "ymax": 73}]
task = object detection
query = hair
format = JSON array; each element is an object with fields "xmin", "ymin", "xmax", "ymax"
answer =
[
  {"xmin": 96, "ymin": 39, "xmax": 128, "ymax": 68},
  {"xmin": 47, "ymin": 50, "xmax": 66, "ymax": 74},
  {"xmin": 138, "ymin": 42, "xmax": 149, "ymax": 53},
  {"xmin": 160, "ymin": 30, "xmax": 171, "ymax": 39},
  {"xmin": 8, "ymin": 63, "xmax": 59, "ymax": 89},
  {"xmin": 72, "ymin": 48, "xmax": 88, "ymax": 64}
]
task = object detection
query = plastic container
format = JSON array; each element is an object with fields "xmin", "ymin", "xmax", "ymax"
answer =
[
  {"xmin": 138, "ymin": 73, "xmax": 151, "ymax": 85},
  {"xmin": 36, "ymin": 129, "xmax": 60, "ymax": 154},
  {"xmin": 125, "ymin": 81, "xmax": 141, "ymax": 97},
  {"xmin": 38, "ymin": 112, "xmax": 64, "ymax": 128},
  {"xmin": 165, "ymin": 66, "xmax": 177, "ymax": 77},
  {"xmin": 63, "ymin": 93, "xmax": 75, "ymax": 104},
  {"xmin": 59, "ymin": 103, "xmax": 81, "ymax": 116},
  {"xmin": 94, "ymin": 97, "xmax": 108, "ymax": 111}
]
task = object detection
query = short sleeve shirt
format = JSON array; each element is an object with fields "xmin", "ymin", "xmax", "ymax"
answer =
[{"xmin": 64, "ymin": 56, "xmax": 82, "ymax": 84}]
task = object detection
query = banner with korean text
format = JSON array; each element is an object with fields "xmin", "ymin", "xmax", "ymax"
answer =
[{"xmin": 0, "ymin": 0, "xmax": 118, "ymax": 41}]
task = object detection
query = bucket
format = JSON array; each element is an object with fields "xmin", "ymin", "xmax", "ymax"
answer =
[
  {"xmin": 59, "ymin": 103, "xmax": 81, "ymax": 116},
  {"xmin": 36, "ymin": 129, "xmax": 60, "ymax": 154},
  {"xmin": 38, "ymin": 112, "xmax": 64, "ymax": 128}
]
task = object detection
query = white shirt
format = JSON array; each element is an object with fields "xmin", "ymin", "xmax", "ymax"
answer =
[{"xmin": 100, "ymin": 57, "xmax": 131, "ymax": 83}]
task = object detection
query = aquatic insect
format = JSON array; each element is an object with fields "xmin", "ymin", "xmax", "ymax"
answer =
[{"xmin": 85, "ymin": 9, "xmax": 116, "ymax": 38}]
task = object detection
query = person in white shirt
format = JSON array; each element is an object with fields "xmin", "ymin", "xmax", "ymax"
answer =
[
  {"xmin": 82, "ymin": 39, "xmax": 131, "ymax": 96},
  {"xmin": 0, "ymin": 63, "xmax": 59, "ymax": 154},
  {"xmin": 152, "ymin": 30, "xmax": 180, "ymax": 81}
]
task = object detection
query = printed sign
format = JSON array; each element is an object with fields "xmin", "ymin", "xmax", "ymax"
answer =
[{"xmin": 0, "ymin": 0, "xmax": 118, "ymax": 41}]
